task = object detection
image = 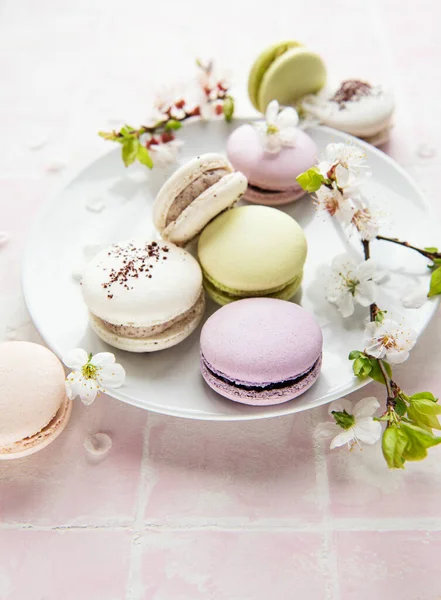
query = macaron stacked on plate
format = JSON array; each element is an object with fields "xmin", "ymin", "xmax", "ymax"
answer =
[
  {"xmin": 0, "ymin": 342, "xmax": 72, "ymax": 459},
  {"xmin": 301, "ymin": 79, "xmax": 395, "ymax": 145},
  {"xmin": 200, "ymin": 298, "xmax": 323, "ymax": 406},
  {"xmin": 81, "ymin": 239, "xmax": 205, "ymax": 352},
  {"xmin": 248, "ymin": 40, "xmax": 327, "ymax": 113},
  {"xmin": 153, "ymin": 153, "xmax": 247, "ymax": 245},
  {"xmin": 227, "ymin": 121, "xmax": 318, "ymax": 206},
  {"xmin": 198, "ymin": 205, "xmax": 307, "ymax": 305}
]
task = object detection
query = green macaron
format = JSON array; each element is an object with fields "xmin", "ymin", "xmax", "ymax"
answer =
[
  {"xmin": 197, "ymin": 205, "xmax": 307, "ymax": 306},
  {"xmin": 248, "ymin": 41, "xmax": 327, "ymax": 113}
]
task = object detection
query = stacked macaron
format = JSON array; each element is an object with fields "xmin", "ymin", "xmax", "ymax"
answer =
[{"xmin": 0, "ymin": 342, "xmax": 72, "ymax": 459}]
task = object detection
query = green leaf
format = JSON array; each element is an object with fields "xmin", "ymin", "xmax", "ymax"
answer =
[
  {"xmin": 401, "ymin": 422, "xmax": 441, "ymax": 461},
  {"xmin": 296, "ymin": 167, "xmax": 324, "ymax": 193},
  {"xmin": 382, "ymin": 425, "xmax": 407, "ymax": 469},
  {"xmin": 353, "ymin": 356, "xmax": 373, "ymax": 378},
  {"xmin": 409, "ymin": 392, "xmax": 438, "ymax": 403},
  {"xmin": 121, "ymin": 138, "xmax": 139, "ymax": 167},
  {"xmin": 429, "ymin": 266, "xmax": 441, "ymax": 297},
  {"xmin": 165, "ymin": 119, "xmax": 183, "ymax": 131},
  {"xmin": 425, "ymin": 247, "xmax": 439, "ymax": 253},
  {"xmin": 374, "ymin": 309, "xmax": 387, "ymax": 323},
  {"xmin": 368, "ymin": 359, "xmax": 392, "ymax": 384},
  {"xmin": 136, "ymin": 144, "xmax": 153, "ymax": 169},
  {"xmin": 394, "ymin": 397, "xmax": 407, "ymax": 417},
  {"xmin": 98, "ymin": 130, "xmax": 119, "ymax": 141},
  {"xmin": 407, "ymin": 398, "xmax": 441, "ymax": 430},
  {"xmin": 348, "ymin": 350, "xmax": 364, "ymax": 360},
  {"xmin": 331, "ymin": 409, "xmax": 355, "ymax": 430},
  {"xmin": 222, "ymin": 96, "xmax": 234, "ymax": 122}
]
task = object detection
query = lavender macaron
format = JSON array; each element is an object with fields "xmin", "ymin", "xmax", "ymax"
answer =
[{"xmin": 200, "ymin": 298, "xmax": 323, "ymax": 406}]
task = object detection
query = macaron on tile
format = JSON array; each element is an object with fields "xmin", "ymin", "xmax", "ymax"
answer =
[
  {"xmin": 200, "ymin": 298, "xmax": 323, "ymax": 406},
  {"xmin": 152, "ymin": 153, "xmax": 247, "ymax": 245},
  {"xmin": 227, "ymin": 102, "xmax": 318, "ymax": 206},
  {"xmin": 248, "ymin": 40, "xmax": 327, "ymax": 113},
  {"xmin": 197, "ymin": 205, "xmax": 307, "ymax": 305},
  {"xmin": 81, "ymin": 239, "xmax": 205, "ymax": 352},
  {"xmin": 301, "ymin": 79, "xmax": 395, "ymax": 145},
  {"xmin": 0, "ymin": 342, "xmax": 72, "ymax": 459}
]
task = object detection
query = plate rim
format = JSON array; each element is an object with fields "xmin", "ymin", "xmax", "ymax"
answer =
[{"xmin": 21, "ymin": 122, "xmax": 441, "ymax": 421}]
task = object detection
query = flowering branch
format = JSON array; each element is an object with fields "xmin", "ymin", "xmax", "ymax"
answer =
[
  {"xmin": 98, "ymin": 59, "xmax": 234, "ymax": 168},
  {"xmin": 297, "ymin": 142, "xmax": 441, "ymax": 467}
]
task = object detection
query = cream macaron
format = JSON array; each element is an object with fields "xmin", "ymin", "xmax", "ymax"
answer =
[
  {"xmin": 81, "ymin": 239, "xmax": 205, "ymax": 352},
  {"xmin": 152, "ymin": 153, "xmax": 247, "ymax": 245},
  {"xmin": 302, "ymin": 79, "xmax": 395, "ymax": 145},
  {"xmin": 0, "ymin": 342, "xmax": 72, "ymax": 459}
]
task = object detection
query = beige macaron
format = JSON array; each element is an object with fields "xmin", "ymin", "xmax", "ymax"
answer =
[{"xmin": 152, "ymin": 153, "xmax": 247, "ymax": 245}]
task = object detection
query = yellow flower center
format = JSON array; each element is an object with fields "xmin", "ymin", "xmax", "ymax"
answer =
[
  {"xmin": 381, "ymin": 335, "xmax": 396, "ymax": 350},
  {"xmin": 267, "ymin": 124, "xmax": 279, "ymax": 135}
]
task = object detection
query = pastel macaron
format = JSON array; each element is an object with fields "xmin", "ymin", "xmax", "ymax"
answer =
[
  {"xmin": 227, "ymin": 123, "xmax": 318, "ymax": 205},
  {"xmin": 81, "ymin": 239, "xmax": 205, "ymax": 352},
  {"xmin": 152, "ymin": 153, "xmax": 247, "ymax": 245},
  {"xmin": 248, "ymin": 41, "xmax": 327, "ymax": 113},
  {"xmin": 197, "ymin": 205, "xmax": 307, "ymax": 305},
  {"xmin": 0, "ymin": 342, "xmax": 72, "ymax": 459},
  {"xmin": 302, "ymin": 79, "xmax": 395, "ymax": 145},
  {"xmin": 200, "ymin": 298, "xmax": 323, "ymax": 406}
]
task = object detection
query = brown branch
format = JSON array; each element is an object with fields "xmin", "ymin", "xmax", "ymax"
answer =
[{"xmin": 376, "ymin": 235, "xmax": 441, "ymax": 260}]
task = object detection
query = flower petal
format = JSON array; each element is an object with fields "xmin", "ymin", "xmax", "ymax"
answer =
[
  {"xmin": 79, "ymin": 378, "xmax": 100, "ymax": 405},
  {"xmin": 354, "ymin": 418, "xmax": 382, "ymax": 445},
  {"xmin": 63, "ymin": 348, "xmax": 88, "ymax": 370},
  {"xmin": 97, "ymin": 363, "xmax": 126, "ymax": 388},
  {"xmin": 353, "ymin": 396, "xmax": 380, "ymax": 419},
  {"xmin": 265, "ymin": 100, "xmax": 279, "ymax": 123},
  {"xmin": 328, "ymin": 398, "xmax": 353, "ymax": 416},
  {"xmin": 330, "ymin": 429, "xmax": 355, "ymax": 449},
  {"xmin": 278, "ymin": 127, "xmax": 297, "ymax": 147},
  {"xmin": 338, "ymin": 292, "xmax": 355, "ymax": 318},
  {"xmin": 386, "ymin": 349, "xmax": 410, "ymax": 364},
  {"xmin": 92, "ymin": 352, "xmax": 116, "ymax": 368},
  {"xmin": 355, "ymin": 280, "xmax": 377, "ymax": 306},
  {"xmin": 276, "ymin": 106, "xmax": 299, "ymax": 129},
  {"xmin": 357, "ymin": 258, "xmax": 377, "ymax": 280}
]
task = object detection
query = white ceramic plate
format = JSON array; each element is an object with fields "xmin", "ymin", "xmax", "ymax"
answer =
[{"xmin": 23, "ymin": 120, "xmax": 439, "ymax": 421}]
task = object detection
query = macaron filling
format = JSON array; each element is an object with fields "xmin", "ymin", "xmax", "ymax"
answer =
[
  {"xmin": 165, "ymin": 168, "xmax": 230, "ymax": 226},
  {"xmin": 202, "ymin": 269, "xmax": 302, "ymax": 301},
  {"xmin": 202, "ymin": 353, "xmax": 321, "ymax": 392},
  {"xmin": 93, "ymin": 291, "xmax": 205, "ymax": 339}
]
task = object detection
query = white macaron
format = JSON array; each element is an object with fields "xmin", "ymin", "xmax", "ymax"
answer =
[
  {"xmin": 153, "ymin": 153, "xmax": 247, "ymax": 245},
  {"xmin": 81, "ymin": 239, "xmax": 205, "ymax": 352},
  {"xmin": 302, "ymin": 79, "xmax": 395, "ymax": 145}
]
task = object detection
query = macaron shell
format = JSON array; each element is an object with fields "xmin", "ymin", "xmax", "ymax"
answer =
[
  {"xmin": 89, "ymin": 292, "xmax": 205, "ymax": 352},
  {"xmin": 198, "ymin": 205, "xmax": 307, "ymax": 294},
  {"xmin": 153, "ymin": 153, "xmax": 233, "ymax": 232},
  {"xmin": 201, "ymin": 353, "xmax": 322, "ymax": 406},
  {"xmin": 81, "ymin": 240, "xmax": 202, "ymax": 326},
  {"xmin": 243, "ymin": 184, "xmax": 307, "ymax": 206},
  {"xmin": 162, "ymin": 171, "xmax": 247, "ymax": 245},
  {"xmin": 0, "ymin": 342, "xmax": 67, "ymax": 447},
  {"xmin": 258, "ymin": 47, "xmax": 327, "ymax": 112},
  {"xmin": 227, "ymin": 124, "xmax": 317, "ymax": 191},
  {"xmin": 0, "ymin": 396, "xmax": 72, "ymax": 460},
  {"xmin": 302, "ymin": 86, "xmax": 395, "ymax": 138},
  {"xmin": 248, "ymin": 41, "xmax": 304, "ymax": 111}
]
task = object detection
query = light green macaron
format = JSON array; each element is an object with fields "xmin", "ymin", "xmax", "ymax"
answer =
[
  {"xmin": 248, "ymin": 40, "xmax": 327, "ymax": 113},
  {"xmin": 197, "ymin": 205, "xmax": 307, "ymax": 306}
]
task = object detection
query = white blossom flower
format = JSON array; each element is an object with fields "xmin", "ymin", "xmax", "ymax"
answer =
[
  {"xmin": 326, "ymin": 254, "xmax": 383, "ymax": 317},
  {"xmin": 351, "ymin": 205, "xmax": 380, "ymax": 241},
  {"xmin": 314, "ymin": 186, "xmax": 354, "ymax": 225},
  {"xmin": 364, "ymin": 318, "xmax": 417, "ymax": 364},
  {"xmin": 63, "ymin": 348, "xmax": 126, "ymax": 405},
  {"xmin": 149, "ymin": 139, "xmax": 184, "ymax": 167},
  {"xmin": 316, "ymin": 396, "xmax": 382, "ymax": 450},
  {"xmin": 318, "ymin": 142, "xmax": 368, "ymax": 188},
  {"xmin": 255, "ymin": 100, "xmax": 299, "ymax": 154}
]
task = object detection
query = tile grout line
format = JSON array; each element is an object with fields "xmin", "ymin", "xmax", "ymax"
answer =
[{"xmin": 308, "ymin": 410, "xmax": 341, "ymax": 600}]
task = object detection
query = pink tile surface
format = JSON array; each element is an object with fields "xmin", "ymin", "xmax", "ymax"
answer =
[
  {"xmin": 138, "ymin": 531, "xmax": 330, "ymax": 599},
  {"xmin": 0, "ymin": 529, "xmax": 132, "ymax": 600},
  {"xmin": 335, "ymin": 531, "xmax": 441, "ymax": 600},
  {"xmin": 0, "ymin": 396, "xmax": 146, "ymax": 525},
  {"xmin": 144, "ymin": 412, "xmax": 322, "ymax": 524}
]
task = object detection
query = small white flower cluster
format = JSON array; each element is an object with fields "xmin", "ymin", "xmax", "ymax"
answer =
[
  {"xmin": 254, "ymin": 100, "xmax": 299, "ymax": 154},
  {"xmin": 315, "ymin": 143, "xmax": 380, "ymax": 242}
]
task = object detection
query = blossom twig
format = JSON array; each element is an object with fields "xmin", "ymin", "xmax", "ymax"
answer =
[{"xmin": 376, "ymin": 235, "xmax": 441, "ymax": 260}]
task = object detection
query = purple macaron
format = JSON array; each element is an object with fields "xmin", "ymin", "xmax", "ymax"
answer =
[
  {"xmin": 226, "ymin": 124, "xmax": 318, "ymax": 206},
  {"xmin": 200, "ymin": 298, "xmax": 323, "ymax": 406}
]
